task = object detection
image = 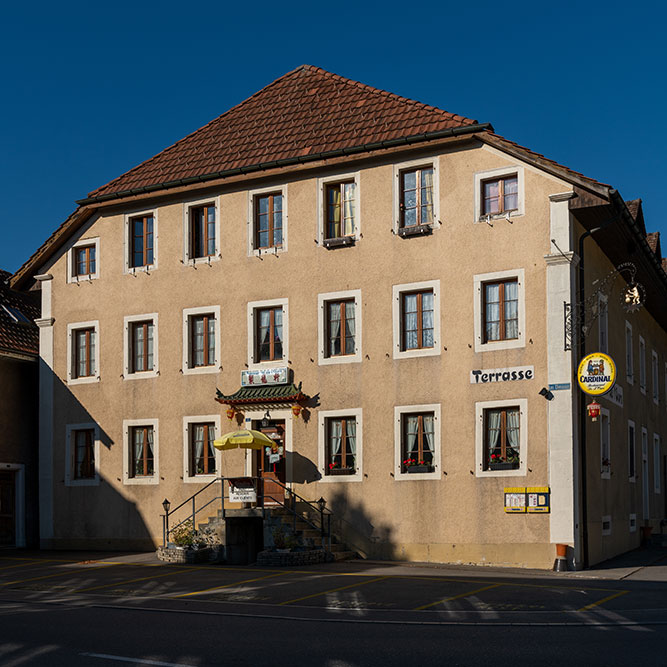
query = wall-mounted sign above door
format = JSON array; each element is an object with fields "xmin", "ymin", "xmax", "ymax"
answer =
[
  {"xmin": 241, "ymin": 367, "xmax": 289, "ymax": 387},
  {"xmin": 470, "ymin": 365, "xmax": 534, "ymax": 384}
]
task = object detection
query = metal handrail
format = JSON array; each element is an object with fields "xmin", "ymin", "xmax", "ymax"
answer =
[{"xmin": 162, "ymin": 476, "xmax": 332, "ymax": 551}]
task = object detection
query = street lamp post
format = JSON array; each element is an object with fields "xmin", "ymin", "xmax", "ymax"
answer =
[{"xmin": 162, "ymin": 498, "xmax": 171, "ymax": 546}]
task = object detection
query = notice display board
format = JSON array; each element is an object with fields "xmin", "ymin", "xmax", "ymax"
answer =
[
  {"xmin": 504, "ymin": 487, "xmax": 550, "ymax": 514},
  {"xmin": 526, "ymin": 487, "xmax": 550, "ymax": 513},
  {"xmin": 504, "ymin": 488, "xmax": 527, "ymax": 513},
  {"xmin": 228, "ymin": 477, "xmax": 257, "ymax": 503}
]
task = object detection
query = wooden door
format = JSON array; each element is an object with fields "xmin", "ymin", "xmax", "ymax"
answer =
[
  {"xmin": 0, "ymin": 472, "xmax": 16, "ymax": 546},
  {"xmin": 254, "ymin": 421, "xmax": 286, "ymax": 505}
]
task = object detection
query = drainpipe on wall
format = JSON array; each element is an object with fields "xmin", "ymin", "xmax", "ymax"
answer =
[{"xmin": 577, "ymin": 218, "xmax": 617, "ymax": 568}]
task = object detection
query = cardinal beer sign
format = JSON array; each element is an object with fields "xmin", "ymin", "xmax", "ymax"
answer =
[{"xmin": 577, "ymin": 352, "xmax": 616, "ymax": 396}]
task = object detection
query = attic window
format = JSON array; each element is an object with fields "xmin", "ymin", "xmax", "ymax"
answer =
[{"xmin": 1, "ymin": 304, "xmax": 30, "ymax": 324}]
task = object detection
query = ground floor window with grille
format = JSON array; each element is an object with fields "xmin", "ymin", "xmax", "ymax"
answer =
[
  {"xmin": 484, "ymin": 407, "xmax": 520, "ymax": 470},
  {"xmin": 326, "ymin": 417, "xmax": 357, "ymax": 475},
  {"xmin": 73, "ymin": 429, "xmax": 95, "ymax": 480},
  {"xmin": 190, "ymin": 423, "xmax": 216, "ymax": 476},
  {"xmin": 401, "ymin": 412, "xmax": 434, "ymax": 473},
  {"xmin": 131, "ymin": 426, "xmax": 155, "ymax": 477}
]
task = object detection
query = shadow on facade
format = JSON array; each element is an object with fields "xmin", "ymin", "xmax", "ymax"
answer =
[
  {"xmin": 326, "ymin": 489, "xmax": 397, "ymax": 560},
  {"xmin": 287, "ymin": 451, "xmax": 321, "ymax": 484},
  {"xmin": 47, "ymin": 367, "xmax": 152, "ymax": 551}
]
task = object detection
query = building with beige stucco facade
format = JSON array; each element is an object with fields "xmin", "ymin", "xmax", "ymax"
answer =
[{"xmin": 11, "ymin": 65, "xmax": 667, "ymax": 569}]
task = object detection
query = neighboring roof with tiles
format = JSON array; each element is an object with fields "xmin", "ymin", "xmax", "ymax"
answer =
[
  {"xmin": 625, "ymin": 198, "xmax": 647, "ymax": 236},
  {"xmin": 0, "ymin": 270, "xmax": 39, "ymax": 357},
  {"xmin": 647, "ymin": 232, "xmax": 661, "ymax": 257},
  {"xmin": 86, "ymin": 65, "xmax": 482, "ymax": 200}
]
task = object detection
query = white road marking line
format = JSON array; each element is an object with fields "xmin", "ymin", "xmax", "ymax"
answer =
[{"xmin": 79, "ymin": 653, "xmax": 195, "ymax": 666}]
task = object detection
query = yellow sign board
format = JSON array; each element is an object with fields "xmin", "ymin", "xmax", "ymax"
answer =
[
  {"xmin": 577, "ymin": 352, "xmax": 616, "ymax": 396},
  {"xmin": 505, "ymin": 487, "xmax": 551, "ymax": 514}
]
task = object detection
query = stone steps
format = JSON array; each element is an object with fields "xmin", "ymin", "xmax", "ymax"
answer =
[{"xmin": 270, "ymin": 508, "xmax": 357, "ymax": 561}]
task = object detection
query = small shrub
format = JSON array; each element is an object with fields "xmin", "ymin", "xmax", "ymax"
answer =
[{"xmin": 171, "ymin": 520, "xmax": 196, "ymax": 547}]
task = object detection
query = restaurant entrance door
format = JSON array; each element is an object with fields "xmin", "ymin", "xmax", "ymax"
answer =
[{"xmin": 253, "ymin": 420, "xmax": 286, "ymax": 505}]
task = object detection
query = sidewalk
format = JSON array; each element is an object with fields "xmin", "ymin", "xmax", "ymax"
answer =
[{"xmin": 3, "ymin": 544, "xmax": 666, "ymax": 582}]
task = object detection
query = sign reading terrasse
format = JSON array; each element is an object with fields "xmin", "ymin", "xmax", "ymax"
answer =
[
  {"xmin": 241, "ymin": 367, "xmax": 288, "ymax": 387},
  {"xmin": 470, "ymin": 366, "xmax": 534, "ymax": 384},
  {"xmin": 577, "ymin": 353, "xmax": 616, "ymax": 396}
]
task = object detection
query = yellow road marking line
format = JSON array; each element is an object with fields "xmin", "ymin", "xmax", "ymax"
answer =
[
  {"xmin": 279, "ymin": 575, "xmax": 390, "ymax": 606},
  {"xmin": 0, "ymin": 560, "xmax": 52, "ymax": 572},
  {"xmin": 173, "ymin": 571, "xmax": 288, "ymax": 598},
  {"xmin": 414, "ymin": 583, "xmax": 503, "ymax": 611},
  {"xmin": 74, "ymin": 566, "xmax": 202, "ymax": 593},
  {"xmin": 1, "ymin": 563, "xmax": 119, "ymax": 587},
  {"xmin": 577, "ymin": 590, "xmax": 629, "ymax": 612}
]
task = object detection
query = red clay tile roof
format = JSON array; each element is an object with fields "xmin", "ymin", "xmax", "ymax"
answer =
[
  {"xmin": 87, "ymin": 65, "xmax": 480, "ymax": 199},
  {"xmin": 0, "ymin": 270, "xmax": 39, "ymax": 357}
]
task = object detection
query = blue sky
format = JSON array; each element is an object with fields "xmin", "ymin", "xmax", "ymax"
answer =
[{"xmin": 1, "ymin": 1, "xmax": 665, "ymax": 274}]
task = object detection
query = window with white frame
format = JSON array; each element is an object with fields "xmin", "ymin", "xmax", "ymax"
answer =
[
  {"xmin": 123, "ymin": 313, "xmax": 158, "ymax": 379},
  {"xmin": 600, "ymin": 409, "xmax": 610, "ymax": 478},
  {"xmin": 123, "ymin": 419, "xmax": 158, "ymax": 485},
  {"xmin": 602, "ymin": 515, "xmax": 612, "ymax": 536},
  {"xmin": 642, "ymin": 427, "xmax": 649, "ymax": 520},
  {"xmin": 67, "ymin": 321, "xmax": 100, "ymax": 384},
  {"xmin": 474, "ymin": 166, "xmax": 525, "ymax": 222},
  {"xmin": 183, "ymin": 416, "xmax": 221, "ymax": 482},
  {"xmin": 654, "ymin": 434, "xmax": 662, "ymax": 494},
  {"xmin": 318, "ymin": 172, "xmax": 360, "ymax": 247},
  {"xmin": 392, "ymin": 280, "xmax": 440, "ymax": 359},
  {"xmin": 393, "ymin": 158, "xmax": 439, "ymax": 236},
  {"xmin": 182, "ymin": 306, "xmax": 220, "ymax": 374},
  {"xmin": 394, "ymin": 403, "xmax": 441, "ymax": 480},
  {"xmin": 248, "ymin": 185, "xmax": 287, "ymax": 255},
  {"xmin": 65, "ymin": 423, "xmax": 100, "ymax": 486},
  {"xmin": 639, "ymin": 336, "xmax": 646, "ymax": 393},
  {"xmin": 475, "ymin": 399, "xmax": 527, "ymax": 477},
  {"xmin": 317, "ymin": 290, "xmax": 362, "ymax": 365},
  {"xmin": 67, "ymin": 237, "xmax": 100, "ymax": 283},
  {"xmin": 651, "ymin": 350, "xmax": 659, "ymax": 404},
  {"xmin": 625, "ymin": 321, "xmax": 634, "ymax": 384},
  {"xmin": 184, "ymin": 198, "xmax": 220, "ymax": 262},
  {"xmin": 247, "ymin": 298, "xmax": 288, "ymax": 368},
  {"xmin": 629, "ymin": 513, "xmax": 637, "ymax": 532},
  {"xmin": 598, "ymin": 294, "xmax": 608, "ymax": 353},
  {"xmin": 124, "ymin": 210, "xmax": 157, "ymax": 272},
  {"xmin": 628, "ymin": 420, "xmax": 636, "ymax": 482},
  {"xmin": 473, "ymin": 269, "xmax": 525, "ymax": 352},
  {"xmin": 318, "ymin": 409, "xmax": 363, "ymax": 482}
]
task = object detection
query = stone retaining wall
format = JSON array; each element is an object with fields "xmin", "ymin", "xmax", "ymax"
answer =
[{"xmin": 156, "ymin": 546, "xmax": 221, "ymax": 564}]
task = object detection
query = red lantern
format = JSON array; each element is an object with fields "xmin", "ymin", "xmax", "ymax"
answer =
[
  {"xmin": 587, "ymin": 401, "xmax": 601, "ymax": 421},
  {"xmin": 226, "ymin": 407, "xmax": 235, "ymax": 420},
  {"xmin": 291, "ymin": 404, "xmax": 302, "ymax": 419}
]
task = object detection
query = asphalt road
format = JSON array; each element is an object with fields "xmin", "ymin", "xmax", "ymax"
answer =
[{"xmin": 0, "ymin": 551, "xmax": 666, "ymax": 666}]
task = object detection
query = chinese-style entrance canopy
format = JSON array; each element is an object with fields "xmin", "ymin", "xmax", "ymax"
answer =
[{"xmin": 215, "ymin": 381, "xmax": 308, "ymax": 410}]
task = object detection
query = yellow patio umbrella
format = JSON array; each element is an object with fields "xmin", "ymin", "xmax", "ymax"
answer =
[{"xmin": 213, "ymin": 429, "xmax": 274, "ymax": 451}]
